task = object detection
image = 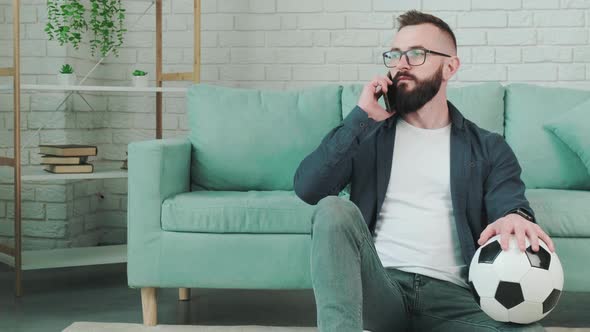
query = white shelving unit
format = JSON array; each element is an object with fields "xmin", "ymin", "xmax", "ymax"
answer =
[
  {"xmin": 1, "ymin": 0, "xmax": 201, "ymax": 296},
  {"xmin": 0, "ymin": 84, "xmax": 188, "ymax": 93},
  {"xmin": 0, "ymin": 83, "xmax": 136, "ymax": 273},
  {"xmin": 0, "ymin": 160, "xmax": 129, "ymax": 271},
  {"xmin": 0, "ymin": 244, "xmax": 127, "ymax": 270},
  {"xmin": 0, "ymin": 161, "xmax": 126, "ymax": 181},
  {"xmin": 21, "ymin": 161, "xmax": 127, "ymax": 181}
]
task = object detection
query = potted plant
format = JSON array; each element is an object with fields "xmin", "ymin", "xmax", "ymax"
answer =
[
  {"xmin": 57, "ymin": 64, "xmax": 76, "ymax": 86},
  {"xmin": 132, "ymin": 70, "xmax": 148, "ymax": 87}
]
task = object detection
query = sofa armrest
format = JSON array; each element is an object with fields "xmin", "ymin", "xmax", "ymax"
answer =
[{"xmin": 127, "ymin": 137, "xmax": 191, "ymax": 236}]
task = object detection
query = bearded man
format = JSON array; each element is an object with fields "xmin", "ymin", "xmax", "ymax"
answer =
[{"xmin": 294, "ymin": 10, "xmax": 553, "ymax": 332}]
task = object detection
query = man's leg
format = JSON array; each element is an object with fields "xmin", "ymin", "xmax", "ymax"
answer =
[
  {"xmin": 310, "ymin": 196, "xmax": 409, "ymax": 332},
  {"xmin": 413, "ymin": 274, "xmax": 545, "ymax": 331}
]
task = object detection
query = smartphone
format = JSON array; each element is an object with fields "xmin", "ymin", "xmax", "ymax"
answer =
[{"xmin": 381, "ymin": 72, "xmax": 396, "ymax": 113}]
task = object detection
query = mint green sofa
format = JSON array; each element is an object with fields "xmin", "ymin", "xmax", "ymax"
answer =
[{"xmin": 127, "ymin": 82, "xmax": 590, "ymax": 325}]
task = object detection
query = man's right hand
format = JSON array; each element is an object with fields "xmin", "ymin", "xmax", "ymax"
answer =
[{"xmin": 357, "ymin": 75, "xmax": 396, "ymax": 122}]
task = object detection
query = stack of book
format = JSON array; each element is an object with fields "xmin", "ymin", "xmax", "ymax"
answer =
[{"xmin": 39, "ymin": 144, "xmax": 97, "ymax": 174}]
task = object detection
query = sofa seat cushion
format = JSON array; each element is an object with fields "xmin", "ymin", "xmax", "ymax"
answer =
[
  {"xmin": 161, "ymin": 190, "xmax": 315, "ymax": 234},
  {"xmin": 526, "ymin": 189, "xmax": 590, "ymax": 237}
]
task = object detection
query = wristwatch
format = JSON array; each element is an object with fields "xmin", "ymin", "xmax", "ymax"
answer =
[{"xmin": 509, "ymin": 208, "xmax": 534, "ymax": 222}]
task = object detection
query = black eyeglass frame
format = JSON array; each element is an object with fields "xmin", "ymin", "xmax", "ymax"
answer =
[{"xmin": 382, "ymin": 48, "xmax": 452, "ymax": 68}]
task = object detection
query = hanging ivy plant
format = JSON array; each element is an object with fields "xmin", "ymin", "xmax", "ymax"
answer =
[
  {"xmin": 89, "ymin": 0, "xmax": 127, "ymax": 57},
  {"xmin": 44, "ymin": 0, "xmax": 126, "ymax": 58},
  {"xmin": 44, "ymin": 0, "xmax": 87, "ymax": 50}
]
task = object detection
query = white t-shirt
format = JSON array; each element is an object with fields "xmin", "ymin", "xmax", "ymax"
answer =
[{"xmin": 373, "ymin": 118, "xmax": 468, "ymax": 288}]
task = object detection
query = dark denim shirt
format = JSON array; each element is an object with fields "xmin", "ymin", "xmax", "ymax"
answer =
[{"xmin": 294, "ymin": 101, "xmax": 535, "ymax": 267}]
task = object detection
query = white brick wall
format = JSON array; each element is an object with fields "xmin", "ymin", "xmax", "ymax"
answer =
[
  {"xmin": 0, "ymin": 176, "xmax": 114, "ymax": 249},
  {"xmin": 1, "ymin": 0, "xmax": 589, "ymax": 250}
]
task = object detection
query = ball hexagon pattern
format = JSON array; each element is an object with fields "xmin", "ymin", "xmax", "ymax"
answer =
[{"xmin": 468, "ymin": 234, "xmax": 563, "ymax": 324}]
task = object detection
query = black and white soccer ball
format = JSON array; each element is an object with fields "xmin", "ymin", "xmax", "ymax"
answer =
[{"xmin": 468, "ymin": 234, "xmax": 563, "ymax": 324}]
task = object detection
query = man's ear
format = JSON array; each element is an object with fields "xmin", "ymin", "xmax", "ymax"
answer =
[{"xmin": 443, "ymin": 56, "xmax": 460, "ymax": 81}]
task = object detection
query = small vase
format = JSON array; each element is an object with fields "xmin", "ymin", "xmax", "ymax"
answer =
[
  {"xmin": 57, "ymin": 73, "xmax": 76, "ymax": 86},
  {"xmin": 132, "ymin": 75, "xmax": 148, "ymax": 87}
]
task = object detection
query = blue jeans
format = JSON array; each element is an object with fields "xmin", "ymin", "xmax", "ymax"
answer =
[{"xmin": 310, "ymin": 196, "xmax": 545, "ymax": 332}]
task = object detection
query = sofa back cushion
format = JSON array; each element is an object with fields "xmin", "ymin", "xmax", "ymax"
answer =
[
  {"xmin": 341, "ymin": 82, "xmax": 505, "ymax": 135},
  {"xmin": 505, "ymin": 84, "xmax": 590, "ymax": 189},
  {"xmin": 186, "ymin": 84, "xmax": 343, "ymax": 191}
]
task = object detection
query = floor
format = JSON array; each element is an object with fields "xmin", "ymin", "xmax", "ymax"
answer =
[{"xmin": 1, "ymin": 263, "xmax": 589, "ymax": 332}]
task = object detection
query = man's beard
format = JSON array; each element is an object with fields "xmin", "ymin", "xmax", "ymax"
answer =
[{"xmin": 387, "ymin": 64, "xmax": 444, "ymax": 115}]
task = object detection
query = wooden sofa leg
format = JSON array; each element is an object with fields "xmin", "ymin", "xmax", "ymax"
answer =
[
  {"xmin": 141, "ymin": 287, "xmax": 158, "ymax": 326},
  {"xmin": 179, "ymin": 288, "xmax": 191, "ymax": 301}
]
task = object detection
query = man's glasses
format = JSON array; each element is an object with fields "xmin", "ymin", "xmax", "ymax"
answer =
[{"xmin": 382, "ymin": 48, "xmax": 452, "ymax": 68}]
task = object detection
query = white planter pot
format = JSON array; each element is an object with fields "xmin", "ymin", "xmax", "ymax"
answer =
[
  {"xmin": 132, "ymin": 75, "xmax": 148, "ymax": 87},
  {"xmin": 57, "ymin": 73, "xmax": 76, "ymax": 86}
]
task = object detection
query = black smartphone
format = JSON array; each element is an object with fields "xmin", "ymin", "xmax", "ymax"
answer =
[{"xmin": 381, "ymin": 71, "xmax": 396, "ymax": 113}]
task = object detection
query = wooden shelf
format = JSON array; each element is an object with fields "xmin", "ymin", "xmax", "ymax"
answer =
[
  {"xmin": 0, "ymin": 161, "xmax": 128, "ymax": 182},
  {"xmin": 0, "ymin": 84, "xmax": 188, "ymax": 93},
  {"xmin": 0, "ymin": 244, "xmax": 126, "ymax": 270},
  {"xmin": 23, "ymin": 161, "xmax": 127, "ymax": 181},
  {"xmin": 2, "ymin": 0, "xmax": 200, "ymax": 296}
]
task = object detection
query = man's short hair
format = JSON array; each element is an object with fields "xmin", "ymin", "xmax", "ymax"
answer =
[{"xmin": 396, "ymin": 10, "xmax": 457, "ymax": 51}]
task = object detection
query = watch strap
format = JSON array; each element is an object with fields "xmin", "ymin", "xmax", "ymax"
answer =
[{"xmin": 509, "ymin": 208, "xmax": 534, "ymax": 222}]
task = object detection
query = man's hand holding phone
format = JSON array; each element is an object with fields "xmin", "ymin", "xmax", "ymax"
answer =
[{"xmin": 357, "ymin": 73, "xmax": 396, "ymax": 122}]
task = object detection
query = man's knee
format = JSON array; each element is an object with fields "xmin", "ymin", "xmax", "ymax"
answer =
[{"xmin": 312, "ymin": 196, "xmax": 364, "ymax": 232}]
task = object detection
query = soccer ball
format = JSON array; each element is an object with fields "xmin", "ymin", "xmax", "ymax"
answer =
[{"xmin": 468, "ymin": 234, "xmax": 563, "ymax": 324}]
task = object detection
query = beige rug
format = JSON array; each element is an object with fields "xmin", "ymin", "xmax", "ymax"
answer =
[
  {"xmin": 63, "ymin": 322, "xmax": 590, "ymax": 332},
  {"xmin": 63, "ymin": 323, "xmax": 317, "ymax": 331}
]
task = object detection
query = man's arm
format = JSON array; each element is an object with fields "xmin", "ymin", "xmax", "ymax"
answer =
[
  {"xmin": 293, "ymin": 106, "xmax": 379, "ymax": 205},
  {"xmin": 483, "ymin": 133, "xmax": 535, "ymax": 224},
  {"xmin": 478, "ymin": 133, "xmax": 555, "ymax": 253}
]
